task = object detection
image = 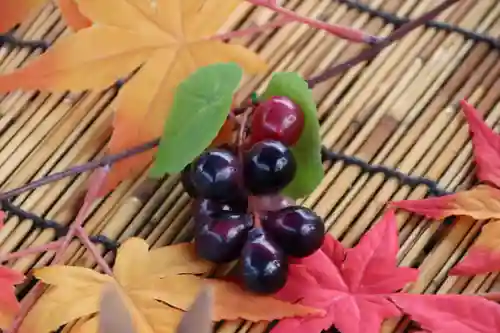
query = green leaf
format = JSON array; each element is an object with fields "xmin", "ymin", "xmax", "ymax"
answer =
[
  {"xmin": 261, "ymin": 72, "xmax": 323, "ymax": 199},
  {"xmin": 150, "ymin": 63, "xmax": 243, "ymax": 177}
]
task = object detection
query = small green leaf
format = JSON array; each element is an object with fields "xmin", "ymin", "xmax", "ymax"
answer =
[
  {"xmin": 261, "ymin": 72, "xmax": 323, "ymax": 199},
  {"xmin": 150, "ymin": 63, "xmax": 243, "ymax": 177}
]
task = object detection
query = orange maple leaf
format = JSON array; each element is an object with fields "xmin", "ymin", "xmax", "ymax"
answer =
[
  {"xmin": 56, "ymin": 0, "xmax": 92, "ymax": 31},
  {"xmin": 0, "ymin": 0, "xmax": 90, "ymax": 33},
  {"xmin": 390, "ymin": 100, "xmax": 500, "ymax": 275},
  {"xmin": 0, "ymin": 0, "xmax": 267, "ymax": 195},
  {"xmin": 0, "ymin": 0, "xmax": 47, "ymax": 32}
]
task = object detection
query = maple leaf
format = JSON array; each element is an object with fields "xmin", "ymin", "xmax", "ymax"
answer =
[
  {"xmin": 390, "ymin": 184, "xmax": 500, "ymax": 220},
  {"xmin": 461, "ymin": 99, "xmax": 500, "ymax": 188},
  {"xmin": 56, "ymin": 0, "xmax": 92, "ymax": 31},
  {"xmin": 271, "ymin": 210, "xmax": 419, "ymax": 333},
  {"xmin": 390, "ymin": 294, "xmax": 500, "ymax": 333},
  {"xmin": 0, "ymin": 0, "xmax": 46, "ymax": 32},
  {"xmin": 390, "ymin": 100, "xmax": 500, "ymax": 275},
  {"xmin": 0, "ymin": 0, "xmax": 267, "ymax": 195},
  {"xmin": 0, "ymin": 0, "xmax": 89, "ymax": 33},
  {"xmin": 0, "ymin": 266, "xmax": 25, "ymax": 329},
  {"xmin": 0, "ymin": 211, "xmax": 24, "ymax": 329},
  {"xmin": 449, "ymin": 218, "xmax": 500, "ymax": 275},
  {"xmin": 0, "ymin": 209, "xmax": 5, "ymax": 228},
  {"xmin": 22, "ymin": 237, "xmax": 320, "ymax": 333}
]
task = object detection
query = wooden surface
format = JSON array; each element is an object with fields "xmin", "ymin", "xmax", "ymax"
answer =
[{"xmin": 1, "ymin": 0, "xmax": 500, "ymax": 332}]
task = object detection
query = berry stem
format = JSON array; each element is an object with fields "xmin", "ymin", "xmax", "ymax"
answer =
[
  {"xmin": 248, "ymin": 196, "xmax": 263, "ymax": 228},
  {"xmin": 0, "ymin": 240, "xmax": 62, "ymax": 262},
  {"xmin": 246, "ymin": 0, "xmax": 381, "ymax": 44},
  {"xmin": 210, "ymin": 16, "xmax": 294, "ymax": 41},
  {"xmin": 237, "ymin": 110, "xmax": 251, "ymax": 153},
  {"xmin": 252, "ymin": 210, "xmax": 263, "ymax": 228}
]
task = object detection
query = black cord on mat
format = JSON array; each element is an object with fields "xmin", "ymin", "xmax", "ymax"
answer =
[
  {"xmin": 339, "ymin": 0, "xmax": 500, "ymax": 50},
  {"xmin": 0, "ymin": 200, "xmax": 118, "ymax": 251},
  {"xmin": 0, "ymin": 147, "xmax": 451, "ymax": 252},
  {"xmin": 0, "ymin": 33, "xmax": 49, "ymax": 51},
  {"xmin": 320, "ymin": 146, "xmax": 451, "ymax": 197}
]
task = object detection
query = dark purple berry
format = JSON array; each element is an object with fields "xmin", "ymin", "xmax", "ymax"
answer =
[
  {"xmin": 191, "ymin": 149, "xmax": 243, "ymax": 202},
  {"xmin": 243, "ymin": 140, "xmax": 296, "ymax": 195},
  {"xmin": 240, "ymin": 227, "xmax": 288, "ymax": 294},
  {"xmin": 194, "ymin": 213, "xmax": 253, "ymax": 263},
  {"xmin": 263, "ymin": 206, "xmax": 324, "ymax": 258}
]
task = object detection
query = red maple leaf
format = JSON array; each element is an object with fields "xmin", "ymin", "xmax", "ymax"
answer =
[
  {"xmin": 390, "ymin": 99, "xmax": 500, "ymax": 275},
  {"xmin": 0, "ymin": 266, "xmax": 24, "ymax": 328},
  {"xmin": 0, "ymin": 212, "xmax": 25, "ymax": 328},
  {"xmin": 390, "ymin": 294, "xmax": 500, "ymax": 333},
  {"xmin": 271, "ymin": 210, "xmax": 418, "ymax": 333},
  {"xmin": 270, "ymin": 210, "xmax": 500, "ymax": 333}
]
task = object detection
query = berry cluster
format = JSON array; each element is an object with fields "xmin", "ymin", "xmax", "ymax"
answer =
[{"xmin": 181, "ymin": 96, "xmax": 325, "ymax": 294}]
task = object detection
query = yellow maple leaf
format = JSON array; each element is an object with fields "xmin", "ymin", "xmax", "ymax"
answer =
[
  {"xmin": 22, "ymin": 238, "xmax": 321, "ymax": 333},
  {"xmin": 0, "ymin": 0, "xmax": 267, "ymax": 194}
]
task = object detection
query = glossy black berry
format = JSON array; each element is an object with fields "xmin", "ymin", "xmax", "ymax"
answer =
[
  {"xmin": 240, "ymin": 227, "xmax": 288, "ymax": 294},
  {"xmin": 191, "ymin": 149, "xmax": 243, "ymax": 202},
  {"xmin": 193, "ymin": 197, "xmax": 248, "ymax": 219},
  {"xmin": 263, "ymin": 206, "xmax": 324, "ymax": 258},
  {"xmin": 243, "ymin": 140, "xmax": 296, "ymax": 195},
  {"xmin": 194, "ymin": 213, "xmax": 253, "ymax": 263},
  {"xmin": 181, "ymin": 163, "xmax": 198, "ymax": 198}
]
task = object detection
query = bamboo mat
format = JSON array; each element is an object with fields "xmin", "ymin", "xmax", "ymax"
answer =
[{"xmin": 0, "ymin": 0, "xmax": 500, "ymax": 332}]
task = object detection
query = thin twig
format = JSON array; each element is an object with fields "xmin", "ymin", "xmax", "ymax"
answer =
[
  {"xmin": 246, "ymin": 0, "xmax": 381, "ymax": 44},
  {"xmin": 0, "ymin": 1, "xmax": 458, "ymax": 201},
  {"xmin": 306, "ymin": 0, "xmax": 461, "ymax": 88},
  {"xmin": 0, "ymin": 240, "xmax": 62, "ymax": 262},
  {"xmin": 0, "ymin": 140, "xmax": 159, "ymax": 200},
  {"xmin": 210, "ymin": 16, "xmax": 294, "ymax": 41},
  {"xmin": 477, "ymin": 292, "xmax": 500, "ymax": 302},
  {"xmin": 6, "ymin": 168, "xmax": 112, "ymax": 333}
]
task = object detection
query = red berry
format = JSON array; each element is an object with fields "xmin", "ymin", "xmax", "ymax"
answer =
[{"xmin": 250, "ymin": 96, "xmax": 304, "ymax": 146}]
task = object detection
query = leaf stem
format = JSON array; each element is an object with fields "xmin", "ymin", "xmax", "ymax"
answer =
[
  {"xmin": 306, "ymin": 0, "xmax": 461, "ymax": 88},
  {"xmin": 0, "ymin": 1, "xmax": 457, "ymax": 201},
  {"xmin": 0, "ymin": 240, "xmax": 62, "ymax": 262},
  {"xmin": 210, "ymin": 16, "xmax": 294, "ymax": 41},
  {"xmin": 6, "ymin": 168, "xmax": 113, "ymax": 333},
  {"xmin": 246, "ymin": 0, "xmax": 381, "ymax": 44},
  {"xmin": 477, "ymin": 291, "xmax": 500, "ymax": 302}
]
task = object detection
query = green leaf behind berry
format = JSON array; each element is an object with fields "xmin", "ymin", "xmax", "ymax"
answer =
[
  {"xmin": 261, "ymin": 72, "xmax": 323, "ymax": 199},
  {"xmin": 150, "ymin": 63, "xmax": 243, "ymax": 177}
]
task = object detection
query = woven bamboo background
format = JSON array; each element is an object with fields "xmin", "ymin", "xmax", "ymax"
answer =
[{"xmin": 1, "ymin": 0, "xmax": 500, "ymax": 332}]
